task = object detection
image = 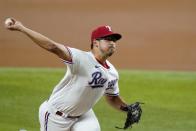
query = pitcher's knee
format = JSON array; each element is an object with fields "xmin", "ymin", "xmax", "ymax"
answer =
[
  {"xmin": 71, "ymin": 122, "xmax": 100, "ymax": 131},
  {"xmin": 94, "ymin": 125, "xmax": 101, "ymax": 131},
  {"xmin": 90, "ymin": 124, "xmax": 100, "ymax": 131}
]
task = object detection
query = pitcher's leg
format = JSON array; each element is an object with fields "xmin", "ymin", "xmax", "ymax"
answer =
[
  {"xmin": 46, "ymin": 114, "xmax": 75, "ymax": 131},
  {"xmin": 71, "ymin": 109, "xmax": 100, "ymax": 131},
  {"xmin": 39, "ymin": 101, "xmax": 76, "ymax": 131},
  {"xmin": 39, "ymin": 101, "xmax": 48, "ymax": 131}
]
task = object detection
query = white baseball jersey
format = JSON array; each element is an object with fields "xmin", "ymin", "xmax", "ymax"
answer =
[{"xmin": 47, "ymin": 47, "xmax": 119, "ymax": 117}]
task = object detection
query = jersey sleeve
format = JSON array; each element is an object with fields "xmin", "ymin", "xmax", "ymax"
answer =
[
  {"xmin": 62, "ymin": 46, "xmax": 82, "ymax": 74},
  {"xmin": 105, "ymin": 80, "xmax": 120, "ymax": 96}
]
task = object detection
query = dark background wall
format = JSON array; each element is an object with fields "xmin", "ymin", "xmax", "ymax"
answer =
[{"xmin": 0, "ymin": 0, "xmax": 196, "ymax": 71}]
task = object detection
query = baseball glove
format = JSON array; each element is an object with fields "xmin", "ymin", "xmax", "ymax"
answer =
[{"xmin": 116, "ymin": 102, "xmax": 144, "ymax": 130}]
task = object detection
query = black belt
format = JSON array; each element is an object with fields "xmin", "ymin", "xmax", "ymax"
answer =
[{"xmin": 56, "ymin": 111, "xmax": 80, "ymax": 119}]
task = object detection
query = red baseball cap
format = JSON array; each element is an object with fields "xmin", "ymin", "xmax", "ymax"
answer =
[{"xmin": 91, "ymin": 25, "xmax": 122, "ymax": 43}]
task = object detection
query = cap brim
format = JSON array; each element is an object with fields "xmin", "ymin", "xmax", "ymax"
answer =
[{"xmin": 102, "ymin": 33, "xmax": 122, "ymax": 41}]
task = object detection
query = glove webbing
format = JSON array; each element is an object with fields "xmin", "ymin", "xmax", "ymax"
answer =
[{"xmin": 115, "ymin": 102, "xmax": 144, "ymax": 130}]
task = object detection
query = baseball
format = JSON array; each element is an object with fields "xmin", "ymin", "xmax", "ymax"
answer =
[{"xmin": 5, "ymin": 18, "xmax": 14, "ymax": 26}]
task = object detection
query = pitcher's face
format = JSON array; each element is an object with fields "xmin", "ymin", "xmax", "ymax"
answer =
[
  {"xmin": 99, "ymin": 40, "xmax": 116, "ymax": 57},
  {"xmin": 96, "ymin": 36, "xmax": 117, "ymax": 57}
]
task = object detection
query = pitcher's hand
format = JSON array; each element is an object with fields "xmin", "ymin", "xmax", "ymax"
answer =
[{"xmin": 5, "ymin": 17, "xmax": 24, "ymax": 31}]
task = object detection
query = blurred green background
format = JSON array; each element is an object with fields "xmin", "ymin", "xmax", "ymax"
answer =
[{"xmin": 0, "ymin": 68, "xmax": 196, "ymax": 131}]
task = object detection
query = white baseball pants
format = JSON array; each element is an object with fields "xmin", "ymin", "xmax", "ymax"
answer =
[{"xmin": 39, "ymin": 101, "xmax": 100, "ymax": 131}]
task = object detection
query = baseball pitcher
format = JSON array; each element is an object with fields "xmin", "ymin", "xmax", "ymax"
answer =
[{"xmin": 5, "ymin": 18, "xmax": 143, "ymax": 131}]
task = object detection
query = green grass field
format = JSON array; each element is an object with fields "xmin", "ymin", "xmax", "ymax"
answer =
[{"xmin": 0, "ymin": 68, "xmax": 196, "ymax": 131}]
